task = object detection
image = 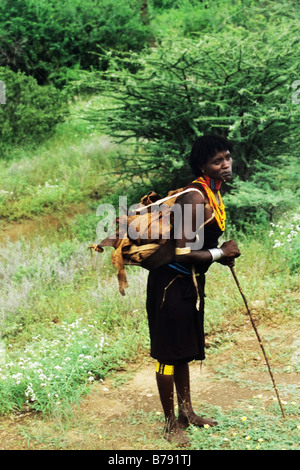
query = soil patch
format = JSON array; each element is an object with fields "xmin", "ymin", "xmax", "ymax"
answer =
[{"xmin": 0, "ymin": 203, "xmax": 87, "ymax": 242}]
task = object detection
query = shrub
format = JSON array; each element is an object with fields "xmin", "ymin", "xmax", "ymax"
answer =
[
  {"xmin": 150, "ymin": 0, "xmax": 300, "ymax": 39},
  {"xmin": 0, "ymin": 67, "xmax": 67, "ymax": 153},
  {"xmin": 224, "ymin": 154, "xmax": 300, "ymax": 231},
  {"xmin": 87, "ymin": 24, "xmax": 299, "ymax": 184},
  {"xmin": 84, "ymin": 15, "xmax": 299, "ymax": 227},
  {"xmin": 0, "ymin": 0, "xmax": 151, "ymax": 85}
]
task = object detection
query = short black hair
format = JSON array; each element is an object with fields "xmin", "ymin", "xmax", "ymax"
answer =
[{"xmin": 189, "ymin": 135, "xmax": 233, "ymax": 176}]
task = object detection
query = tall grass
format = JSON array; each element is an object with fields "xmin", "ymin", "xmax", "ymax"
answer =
[
  {"xmin": 0, "ymin": 235, "xmax": 149, "ymax": 415},
  {"xmin": 0, "ymin": 96, "xmax": 117, "ymax": 221}
]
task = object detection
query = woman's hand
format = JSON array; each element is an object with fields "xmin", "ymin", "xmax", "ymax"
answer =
[{"xmin": 218, "ymin": 240, "xmax": 241, "ymax": 266}]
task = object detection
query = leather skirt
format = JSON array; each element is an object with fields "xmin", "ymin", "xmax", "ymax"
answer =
[{"xmin": 146, "ymin": 265, "xmax": 206, "ymax": 365}]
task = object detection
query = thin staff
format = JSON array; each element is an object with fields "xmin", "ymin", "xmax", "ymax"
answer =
[{"xmin": 230, "ymin": 266, "xmax": 286, "ymax": 419}]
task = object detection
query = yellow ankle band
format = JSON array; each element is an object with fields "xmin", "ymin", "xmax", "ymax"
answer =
[{"xmin": 156, "ymin": 361, "xmax": 174, "ymax": 375}]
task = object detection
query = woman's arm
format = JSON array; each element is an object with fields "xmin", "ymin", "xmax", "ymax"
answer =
[{"xmin": 173, "ymin": 191, "xmax": 240, "ymax": 265}]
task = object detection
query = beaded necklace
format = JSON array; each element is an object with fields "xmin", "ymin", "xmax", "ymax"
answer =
[{"xmin": 193, "ymin": 175, "xmax": 226, "ymax": 231}]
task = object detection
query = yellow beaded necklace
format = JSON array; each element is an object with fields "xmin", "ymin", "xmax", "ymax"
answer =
[{"xmin": 193, "ymin": 175, "xmax": 226, "ymax": 231}]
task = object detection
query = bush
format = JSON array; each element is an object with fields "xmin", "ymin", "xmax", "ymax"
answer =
[
  {"xmin": 0, "ymin": 0, "xmax": 151, "ymax": 85},
  {"xmin": 0, "ymin": 67, "xmax": 67, "ymax": 153},
  {"xmin": 150, "ymin": 0, "xmax": 181, "ymax": 8},
  {"xmin": 84, "ymin": 13, "xmax": 299, "ymax": 226},
  {"xmin": 224, "ymin": 153, "xmax": 300, "ymax": 231},
  {"xmin": 86, "ymin": 27, "xmax": 299, "ymax": 182},
  {"xmin": 150, "ymin": 0, "xmax": 300, "ymax": 39}
]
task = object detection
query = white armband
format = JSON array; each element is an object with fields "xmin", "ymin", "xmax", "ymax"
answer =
[{"xmin": 208, "ymin": 247, "xmax": 224, "ymax": 262}]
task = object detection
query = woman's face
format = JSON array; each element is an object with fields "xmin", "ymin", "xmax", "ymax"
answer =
[{"xmin": 201, "ymin": 150, "xmax": 232, "ymax": 182}]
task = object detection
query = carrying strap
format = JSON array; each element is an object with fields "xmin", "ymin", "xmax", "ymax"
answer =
[{"xmin": 132, "ymin": 187, "xmax": 207, "ymax": 213}]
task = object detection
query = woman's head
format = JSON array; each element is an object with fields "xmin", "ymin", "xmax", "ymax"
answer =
[{"xmin": 189, "ymin": 135, "xmax": 233, "ymax": 177}]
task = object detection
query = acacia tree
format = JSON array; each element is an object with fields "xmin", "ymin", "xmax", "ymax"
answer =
[{"xmin": 86, "ymin": 16, "xmax": 299, "ymax": 227}]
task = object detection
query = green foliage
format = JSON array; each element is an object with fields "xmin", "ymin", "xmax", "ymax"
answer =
[
  {"xmin": 150, "ymin": 0, "xmax": 181, "ymax": 8},
  {"xmin": 0, "ymin": 97, "xmax": 116, "ymax": 219},
  {"xmin": 0, "ymin": 0, "xmax": 151, "ymax": 85},
  {"xmin": 0, "ymin": 67, "xmax": 67, "ymax": 153},
  {"xmin": 85, "ymin": 7, "xmax": 299, "ymax": 222},
  {"xmin": 225, "ymin": 155, "xmax": 300, "ymax": 231},
  {"xmin": 267, "ymin": 213, "xmax": 300, "ymax": 274},
  {"xmin": 88, "ymin": 36, "xmax": 298, "ymax": 181},
  {"xmin": 151, "ymin": 0, "xmax": 300, "ymax": 39}
]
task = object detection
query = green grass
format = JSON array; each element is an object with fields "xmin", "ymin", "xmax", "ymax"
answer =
[
  {"xmin": 187, "ymin": 403, "xmax": 300, "ymax": 450},
  {"xmin": 204, "ymin": 218, "xmax": 300, "ymax": 337},
  {"xmin": 0, "ymin": 315, "xmax": 147, "ymax": 415},
  {"xmin": 119, "ymin": 400, "xmax": 299, "ymax": 451},
  {"xmin": 0, "ymin": 235, "xmax": 149, "ymax": 415},
  {"xmin": 0, "ymin": 96, "xmax": 118, "ymax": 221}
]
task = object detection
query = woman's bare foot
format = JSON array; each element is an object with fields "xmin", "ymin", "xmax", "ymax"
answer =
[
  {"xmin": 177, "ymin": 411, "xmax": 218, "ymax": 429},
  {"xmin": 163, "ymin": 418, "xmax": 190, "ymax": 447}
]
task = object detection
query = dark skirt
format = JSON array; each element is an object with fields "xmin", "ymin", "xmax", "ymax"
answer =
[{"xmin": 146, "ymin": 265, "xmax": 206, "ymax": 365}]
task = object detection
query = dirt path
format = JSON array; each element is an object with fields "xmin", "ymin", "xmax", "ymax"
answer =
[
  {"xmin": 0, "ymin": 325, "xmax": 299, "ymax": 450},
  {"xmin": 0, "ymin": 203, "xmax": 87, "ymax": 242}
]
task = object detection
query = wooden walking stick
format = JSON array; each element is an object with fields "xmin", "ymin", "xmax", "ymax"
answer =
[{"xmin": 229, "ymin": 266, "xmax": 286, "ymax": 419}]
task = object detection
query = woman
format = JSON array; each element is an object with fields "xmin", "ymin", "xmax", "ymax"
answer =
[{"xmin": 146, "ymin": 135, "xmax": 241, "ymax": 446}]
